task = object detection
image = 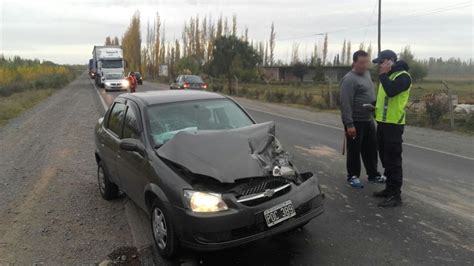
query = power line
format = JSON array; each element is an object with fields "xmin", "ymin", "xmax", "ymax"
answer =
[
  {"xmin": 362, "ymin": 0, "xmax": 379, "ymax": 43},
  {"xmin": 276, "ymin": 1, "xmax": 472, "ymax": 41}
]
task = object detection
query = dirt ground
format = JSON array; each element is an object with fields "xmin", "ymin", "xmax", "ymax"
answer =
[{"xmin": 0, "ymin": 74, "xmax": 134, "ymax": 264}]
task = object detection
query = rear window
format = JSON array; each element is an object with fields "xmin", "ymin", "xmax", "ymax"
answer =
[
  {"xmin": 147, "ymin": 99, "xmax": 253, "ymax": 145},
  {"xmin": 184, "ymin": 76, "xmax": 203, "ymax": 83}
]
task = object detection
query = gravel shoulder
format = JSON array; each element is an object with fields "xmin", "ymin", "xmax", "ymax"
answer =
[{"xmin": 0, "ymin": 73, "xmax": 134, "ymax": 264}]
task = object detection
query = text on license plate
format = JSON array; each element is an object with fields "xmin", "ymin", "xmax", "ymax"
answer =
[{"xmin": 263, "ymin": 200, "xmax": 296, "ymax": 227}]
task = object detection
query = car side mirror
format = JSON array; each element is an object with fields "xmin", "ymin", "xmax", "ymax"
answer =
[{"xmin": 120, "ymin": 138, "xmax": 146, "ymax": 157}]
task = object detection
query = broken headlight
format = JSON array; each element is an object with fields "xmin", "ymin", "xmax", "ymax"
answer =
[{"xmin": 184, "ymin": 190, "xmax": 228, "ymax": 213}]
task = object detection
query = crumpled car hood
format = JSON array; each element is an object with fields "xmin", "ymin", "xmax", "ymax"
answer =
[{"xmin": 157, "ymin": 121, "xmax": 280, "ymax": 183}]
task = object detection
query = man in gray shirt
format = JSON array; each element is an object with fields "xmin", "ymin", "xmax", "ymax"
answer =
[{"xmin": 340, "ymin": 50, "xmax": 384, "ymax": 188}]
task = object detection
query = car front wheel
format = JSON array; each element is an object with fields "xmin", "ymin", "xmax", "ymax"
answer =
[
  {"xmin": 97, "ymin": 162, "xmax": 119, "ymax": 200},
  {"xmin": 151, "ymin": 199, "xmax": 178, "ymax": 258}
]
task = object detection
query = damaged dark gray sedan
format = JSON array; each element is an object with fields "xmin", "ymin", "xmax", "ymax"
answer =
[{"xmin": 94, "ymin": 90, "xmax": 324, "ymax": 258}]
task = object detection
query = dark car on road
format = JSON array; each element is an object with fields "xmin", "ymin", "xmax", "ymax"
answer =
[
  {"xmin": 94, "ymin": 90, "xmax": 324, "ymax": 258},
  {"xmin": 170, "ymin": 75, "xmax": 207, "ymax": 90}
]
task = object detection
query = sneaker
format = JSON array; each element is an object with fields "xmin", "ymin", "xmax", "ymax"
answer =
[
  {"xmin": 378, "ymin": 195, "xmax": 402, "ymax": 208},
  {"xmin": 347, "ymin": 176, "xmax": 364, "ymax": 188},
  {"xmin": 369, "ymin": 175, "xmax": 386, "ymax": 183},
  {"xmin": 373, "ymin": 188, "xmax": 392, "ymax": 198}
]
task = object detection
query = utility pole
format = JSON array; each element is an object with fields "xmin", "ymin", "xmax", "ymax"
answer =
[{"xmin": 378, "ymin": 0, "xmax": 382, "ymax": 54}]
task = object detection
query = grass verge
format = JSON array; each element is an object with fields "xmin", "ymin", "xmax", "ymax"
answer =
[{"xmin": 0, "ymin": 89, "xmax": 55, "ymax": 126}]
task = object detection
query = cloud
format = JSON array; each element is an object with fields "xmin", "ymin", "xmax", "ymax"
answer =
[{"xmin": 1, "ymin": 0, "xmax": 472, "ymax": 64}]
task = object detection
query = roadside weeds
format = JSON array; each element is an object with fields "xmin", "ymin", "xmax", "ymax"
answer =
[{"xmin": 0, "ymin": 89, "xmax": 55, "ymax": 126}]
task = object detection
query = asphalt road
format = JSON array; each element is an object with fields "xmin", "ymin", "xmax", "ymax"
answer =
[
  {"xmin": 1, "ymin": 75, "xmax": 472, "ymax": 265},
  {"xmin": 97, "ymin": 79, "xmax": 474, "ymax": 265}
]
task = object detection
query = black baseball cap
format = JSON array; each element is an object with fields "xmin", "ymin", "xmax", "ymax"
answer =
[{"xmin": 372, "ymin": 49, "xmax": 397, "ymax": 63}]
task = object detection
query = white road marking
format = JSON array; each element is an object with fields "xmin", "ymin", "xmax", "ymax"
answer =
[
  {"xmin": 89, "ymin": 79, "xmax": 108, "ymax": 111},
  {"xmin": 244, "ymin": 106, "xmax": 474, "ymax": 161}
]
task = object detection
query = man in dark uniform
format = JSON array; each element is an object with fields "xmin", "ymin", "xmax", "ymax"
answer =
[{"xmin": 372, "ymin": 50, "xmax": 412, "ymax": 207}]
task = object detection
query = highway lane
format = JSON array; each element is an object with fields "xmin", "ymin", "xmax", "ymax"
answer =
[{"xmin": 94, "ymin": 79, "xmax": 473, "ymax": 265}]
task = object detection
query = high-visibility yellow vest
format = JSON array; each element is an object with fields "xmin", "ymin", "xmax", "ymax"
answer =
[{"xmin": 375, "ymin": 70, "xmax": 411, "ymax": 125}]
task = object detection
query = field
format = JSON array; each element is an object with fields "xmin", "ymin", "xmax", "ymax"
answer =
[
  {"xmin": 412, "ymin": 79, "xmax": 473, "ymax": 103},
  {"xmin": 0, "ymin": 57, "xmax": 80, "ymax": 126},
  {"xmin": 209, "ymin": 78, "xmax": 473, "ymax": 134}
]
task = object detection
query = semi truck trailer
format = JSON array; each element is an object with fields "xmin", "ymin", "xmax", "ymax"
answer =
[{"xmin": 92, "ymin": 45, "xmax": 124, "ymax": 88}]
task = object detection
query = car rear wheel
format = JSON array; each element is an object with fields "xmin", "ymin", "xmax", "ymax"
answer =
[
  {"xmin": 151, "ymin": 199, "xmax": 178, "ymax": 258},
  {"xmin": 97, "ymin": 162, "xmax": 119, "ymax": 200}
]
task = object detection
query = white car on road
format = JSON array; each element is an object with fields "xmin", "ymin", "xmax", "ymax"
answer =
[{"xmin": 104, "ymin": 73, "xmax": 129, "ymax": 91}]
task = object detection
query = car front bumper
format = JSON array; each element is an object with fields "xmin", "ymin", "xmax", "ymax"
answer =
[
  {"xmin": 104, "ymin": 85, "xmax": 127, "ymax": 91},
  {"xmin": 172, "ymin": 175, "xmax": 324, "ymax": 251}
]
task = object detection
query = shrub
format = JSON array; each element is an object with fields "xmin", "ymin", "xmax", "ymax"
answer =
[
  {"xmin": 285, "ymin": 91, "xmax": 302, "ymax": 104},
  {"xmin": 424, "ymin": 93, "xmax": 449, "ymax": 126},
  {"xmin": 303, "ymin": 92, "xmax": 314, "ymax": 106},
  {"xmin": 210, "ymin": 83, "xmax": 224, "ymax": 92},
  {"xmin": 0, "ymin": 57, "xmax": 77, "ymax": 97}
]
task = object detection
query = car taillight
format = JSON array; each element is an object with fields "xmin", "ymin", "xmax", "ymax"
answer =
[
  {"xmin": 183, "ymin": 82, "xmax": 190, "ymax": 88},
  {"xmin": 202, "ymin": 83, "xmax": 208, "ymax": 89}
]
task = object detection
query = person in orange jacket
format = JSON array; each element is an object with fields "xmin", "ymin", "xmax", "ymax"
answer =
[{"xmin": 128, "ymin": 73, "xmax": 137, "ymax": 93}]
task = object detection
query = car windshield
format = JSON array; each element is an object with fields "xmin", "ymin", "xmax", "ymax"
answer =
[
  {"xmin": 184, "ymin": 75, "xmax": 203, "ymax": 83},
  {"xmin": 147, "ymin": 98, "xmax": 253, "ymax": 145},
  {"xmin": 105, "ymin": 73, "xmax": 123, "ymax": 79},
  {"xmin": 102, "ymin": 59, "xmax": 123, "ymax": 68}
]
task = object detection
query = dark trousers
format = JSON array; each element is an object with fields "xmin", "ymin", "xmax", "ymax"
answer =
[
  {"xmin": 377, "ymin": 122, "xmax": 404, "ymax": 195},
  {"xmin": 346, "ymin": 120, "xmax": 380, "ymax": 179}
]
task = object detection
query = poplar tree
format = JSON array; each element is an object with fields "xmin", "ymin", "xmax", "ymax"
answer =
[
  {"xmin": 341, "ymin": 40, "xmax": 346, "ymax": 66},
  {"xmin": 122, "ymin": 11, "xmax": 141, "ymax": 71},
  {"xmin": 269, "ymin": 22, "xmax": 276, "ymax": 66},
  {"xmin": 346, "ymin": 41, "xmax": 351, "ymax": 65},
  {"xmin": 105, "ymin": 36, "xmax": 112, "ymax": 45},
  {"xmin": 322, "ymin": 33, "xmax": 328, "ymax": 65}
]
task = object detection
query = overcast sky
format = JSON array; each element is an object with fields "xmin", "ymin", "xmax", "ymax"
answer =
[{"xmin": 1, "ymin": 0, "xmax": 472, "ymax": 64}]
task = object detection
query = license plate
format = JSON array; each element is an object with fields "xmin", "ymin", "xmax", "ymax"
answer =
[{"xmin": 264, "ymin": 200, "xmax": 296, "ymax": 227}]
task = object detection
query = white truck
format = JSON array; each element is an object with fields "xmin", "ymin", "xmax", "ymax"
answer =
[{"xmin": 92, "ymin": 45, "xmax": 125, "ymax": 88}]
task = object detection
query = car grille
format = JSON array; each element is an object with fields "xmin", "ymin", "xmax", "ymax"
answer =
[
  {"xmin": 231, "ymin": 178, "xmax": 291, "ymax": 206},
  {"xmin": 233, "ymin": 178, "xmax": 289, "ymax": 196}
]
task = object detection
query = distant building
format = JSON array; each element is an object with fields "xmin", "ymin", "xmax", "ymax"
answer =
[{"xmin": 262, "ymin": 65, "xmax": 351, "ymax": 82}]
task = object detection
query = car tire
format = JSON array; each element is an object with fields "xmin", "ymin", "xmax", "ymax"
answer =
[
  {"xmin": 151, "ymin": 199, "xmax": 178, "ymax": 258},
  {"xmin": 97, "ymin": 162, "xmax": 119, "ymax": 200}
]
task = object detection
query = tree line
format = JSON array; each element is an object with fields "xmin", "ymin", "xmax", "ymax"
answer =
[
  {"xmin": 0, "ymin": 55, "xmax": 79, "ymax": 97},
  {"xmin": 109, "ymin": 12, "xmax": 472, "ymax": 82}
]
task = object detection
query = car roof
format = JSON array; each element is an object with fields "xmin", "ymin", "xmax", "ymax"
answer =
[{"xmin": 119, "ymin": 90, "xmax": 227, "ymax": 106}]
